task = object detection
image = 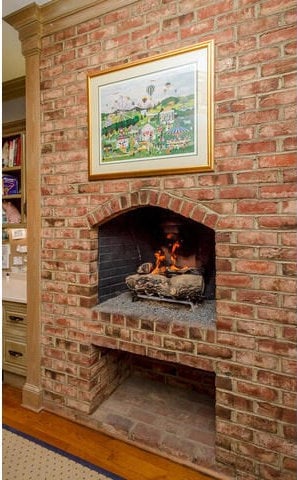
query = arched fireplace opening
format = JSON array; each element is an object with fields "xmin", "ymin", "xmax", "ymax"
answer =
[{"xmin": 98, "ymin": 206, "xmax": 216, "ymax": 310}]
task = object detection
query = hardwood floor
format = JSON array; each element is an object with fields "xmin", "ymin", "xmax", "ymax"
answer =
[{"xmin": 2, "ymin": 383, "xmax": 221, "ymax": 480}]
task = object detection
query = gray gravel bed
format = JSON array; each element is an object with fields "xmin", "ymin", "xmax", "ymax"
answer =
[{"xmin": 96, "ymin": 291, "xmax": 216, "ymax": 327}]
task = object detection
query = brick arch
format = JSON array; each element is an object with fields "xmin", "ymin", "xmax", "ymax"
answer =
[{"xmin": 87, "ymin": 189, "xmax": 219, "ymax": 230}]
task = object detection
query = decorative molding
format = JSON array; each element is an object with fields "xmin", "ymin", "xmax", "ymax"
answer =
[
  {"xmin": 4, "ymin": 4, "xmax": 41, "ymax": 35},
  {"xmin": 2, "ymin": 76, "xmax": 26, "ymax": 101},
  {"xmin": 4, "ymin": 0, "xmax": 138, "ymax": 38},
  {"xmin": 4, "ymin": 4, "xmax": 42, "ymax": 57}
]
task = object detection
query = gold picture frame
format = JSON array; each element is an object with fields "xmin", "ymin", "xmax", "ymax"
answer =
[{"xmin": 88, "ymin": 40, "xmax": 214, "ymax": 180}]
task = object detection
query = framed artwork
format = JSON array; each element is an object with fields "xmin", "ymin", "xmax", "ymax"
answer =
[{"xmin": 88, "ymin": 40, "xmax": 214, "ymax": 180}]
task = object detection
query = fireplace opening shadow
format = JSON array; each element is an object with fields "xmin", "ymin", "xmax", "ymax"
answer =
[{"xmin": 90, "ymin": 370, "xmax": 216, "ymax": 471}]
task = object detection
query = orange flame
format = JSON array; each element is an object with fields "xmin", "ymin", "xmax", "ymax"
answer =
[{"xmin": 152, "ymin": 235, "xmax": 190, "ymax": 275}]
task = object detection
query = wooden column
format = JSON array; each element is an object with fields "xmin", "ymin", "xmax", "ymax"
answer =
[
  {"xmin": 22, "ymin": 50, "xmax": 43, "ymax": 411},
  {"xmin": 5, "ymin": 5, "xmax": 43, "ymax": 411}
]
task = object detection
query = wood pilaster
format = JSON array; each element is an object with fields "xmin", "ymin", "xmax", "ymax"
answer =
[{"xmin": 5, "ymin": 6, "xmax": 43, "ymax": 412}]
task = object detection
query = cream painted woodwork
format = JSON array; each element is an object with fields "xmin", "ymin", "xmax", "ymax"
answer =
[{"xmin": 2, "ymin": 301, "xmax": 27, "ymax": 378}]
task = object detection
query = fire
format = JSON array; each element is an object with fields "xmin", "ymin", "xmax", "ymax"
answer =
[
  {"xmin": 151, "ymin": 249, "xmax": 167, "ymax": 274},
  {"xmin": 169, "ymin": 237, "xmax": 180, "ymax": 267},
  {"xmin": 125, "ymin": 220, "xmax": 207, "ymax": 304},
  {"xmin": 151, "ymin": 234, "xmax": 190, "ymax": 275}
]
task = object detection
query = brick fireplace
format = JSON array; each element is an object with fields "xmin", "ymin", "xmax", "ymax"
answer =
[
  {"xmin": 41, "ymin": 186, "xmax": 296, "ymax": 479},
  {"xmin": 43, "ymin": 191, "xmax": 225, "ymax": 471},
  {"xmin": 7, "ymin": 0, "xmax": 296, "ymax": 479},
  {"xmin": 43, "ymin": 191, "xmax": 222, "ymax": 408}
]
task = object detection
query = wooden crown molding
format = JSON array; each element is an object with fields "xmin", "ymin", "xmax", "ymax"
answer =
[
  {"xmin": 4, "ymin": 4, "xmax": 42, "ymax": 56},
  {"xmin": 2, "ymin": 76, "xmax": 26, "ymax": 101},
  {"xmin": 4, "ymin": 0, "xmax": 138, "ymax": 38}
]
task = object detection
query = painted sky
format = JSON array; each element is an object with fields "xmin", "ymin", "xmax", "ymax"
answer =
[{"xmin": 99, "ymin": 63, "xmax": 196, "ymax": 114}]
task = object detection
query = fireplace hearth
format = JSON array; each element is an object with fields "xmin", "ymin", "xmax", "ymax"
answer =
[{"xmin": 97, "ymin": 291, "xmax": 216, "ymax": 326}]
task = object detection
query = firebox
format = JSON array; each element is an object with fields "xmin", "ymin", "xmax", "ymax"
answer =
[
  {"xmin": 82, "ymin": 206, "xmax": 218, "ymax": 469},
  {"xmin": 98, "ymin": 206, "xmax": 215, "ymax": 306}
]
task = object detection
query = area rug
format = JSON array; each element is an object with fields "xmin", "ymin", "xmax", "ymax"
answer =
[{"xmin": 3, "ymin": 424, "xmax": 125, "ymax": 480}]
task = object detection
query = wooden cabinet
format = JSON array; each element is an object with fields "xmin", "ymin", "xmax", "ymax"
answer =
[
  {"xmin": 2, "ymin": 120, "xmax": 26, "ymax": 228},
  {"xmin": 2, "ymin": 301, "xmax": 27, "ymax": 377}
]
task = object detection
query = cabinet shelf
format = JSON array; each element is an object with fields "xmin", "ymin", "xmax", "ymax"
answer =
[
  {"xmin": 3, "ymin": 166, "xmax": 22, "ymax": 172},
  {"xmin": 2, "ymin": 120, "xmax": 26, "ymax": 227},
  {"xmin": 3, "ymin": 194, "xmax": 22, "ymax": 200},
  {"xmin": 2, "ymin": 223, "xmax": 26, "ymax": 229}
]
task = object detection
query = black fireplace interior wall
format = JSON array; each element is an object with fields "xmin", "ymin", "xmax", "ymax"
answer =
[{"xmin": 98, "ymin": 206, "xmax": 216, "ymax": 302}]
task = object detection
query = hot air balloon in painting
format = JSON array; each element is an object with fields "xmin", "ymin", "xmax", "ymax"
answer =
[{"xmin": 146, "ymin": 82, "xmax": 155, "ymax": 101}]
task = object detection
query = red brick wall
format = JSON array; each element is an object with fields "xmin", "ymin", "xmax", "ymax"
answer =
[{"xmin": 40, "ymin": 1, "xmax": 297, "ymax": 478}]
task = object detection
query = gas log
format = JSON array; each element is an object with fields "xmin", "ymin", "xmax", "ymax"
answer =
[
  {"xmin": 124, "ymin": 215, "xmax": 210, "ymax": 307},
  {"xmin": 126, "ymin": 267, "xmax": 205, "ymax": 304}
]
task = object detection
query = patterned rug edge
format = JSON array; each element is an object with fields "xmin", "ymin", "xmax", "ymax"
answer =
[{"xmin": 3, "ymin": 423, "xmax": 125, "ymax": 480}]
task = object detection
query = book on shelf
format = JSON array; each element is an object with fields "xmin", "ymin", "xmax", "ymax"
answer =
[
  {"xmin": 15, "ymin": 136, "xmax": 22, "ymax": 166},
  {"xmin": 2, "ymin": 134, "xmax": 22, "ymax": 168},
  {"xmin": 2, "ymin": 174, "xmax": 19, "ymax": 195}
]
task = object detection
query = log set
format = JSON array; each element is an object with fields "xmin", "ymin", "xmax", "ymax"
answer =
[
  {"xmin": 125, "ymin": 215, "xmax": 209, "ymax": 308},
  {"xmin": 126, "ymin": 263, "xmax": 205, "ymax": 307}
]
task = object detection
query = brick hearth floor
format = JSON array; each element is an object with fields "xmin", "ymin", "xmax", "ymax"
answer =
[{"xmin": 91, "ymin": 374, "xmax": 216, "ymax": 470}]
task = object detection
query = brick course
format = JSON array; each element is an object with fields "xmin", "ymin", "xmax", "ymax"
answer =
[{"xmin": 39, "ymin": 1, "xmax": 296, "ymax": 479}]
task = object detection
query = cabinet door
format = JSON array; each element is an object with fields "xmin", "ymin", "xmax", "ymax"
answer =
[
  {"xmin": 2, "ymin": 301, "xmax": 27, "ymax": 376},
  {"xmin": 3, "ymin": 337, "xmax": 27, "ymax": 375},
  {"xmin": 3, "ymin": 302, "xmax": 27, "ymax": 336}
]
